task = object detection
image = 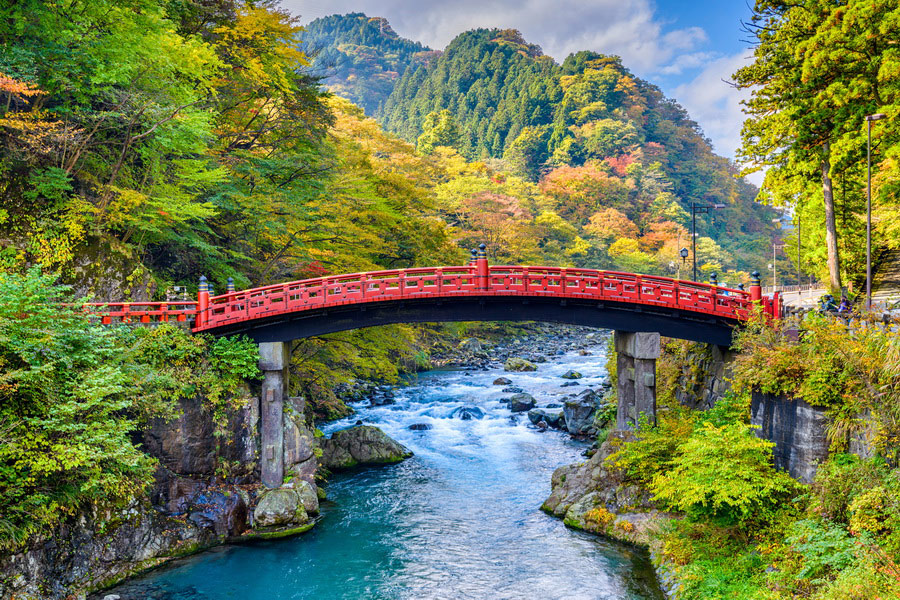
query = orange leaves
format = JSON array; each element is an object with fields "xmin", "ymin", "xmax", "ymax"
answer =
[
  {"xmin": 584, "ymin": 207, "xmax": 639, "ymax": 242},
  {"xmin": 0, "ymin": 73, "xmax": 43, "ymax": 103}
]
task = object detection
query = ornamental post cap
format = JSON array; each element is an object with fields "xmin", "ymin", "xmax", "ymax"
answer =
[
  {"xmin": 479, "ymin": 243, "xmax": 486, "ymax": 250},
  {"xmin": 199, "ymin": 275, "xmax": 209, "ymax": 292},
  {"xmin": 227, "ymin": 277, "xmax": 235, "ymax": 292},
  {"xmin": 738, "ymin": 283, "xmax": 745, "ymax": 290}
]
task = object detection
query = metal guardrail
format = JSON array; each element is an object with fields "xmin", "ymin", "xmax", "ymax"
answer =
[{"xmin": 762, "ymin": 283, "xmax": 824, "ymax": 295}]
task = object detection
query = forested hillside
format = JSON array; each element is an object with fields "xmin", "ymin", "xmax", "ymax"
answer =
[
  {"xmin": 304, "ymin": 13, "xmax": 437, "ymax": 115},
  {"xmin": 298, "ymin": 22, "xmax": 771, "ymax": 280}
]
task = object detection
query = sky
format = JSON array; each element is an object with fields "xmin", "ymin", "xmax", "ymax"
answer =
[{"xmin": 284, "ymin": 0, "xmax": 757, "ymax": 173}]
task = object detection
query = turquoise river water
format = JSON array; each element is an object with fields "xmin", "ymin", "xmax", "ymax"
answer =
[{"xmin": 104, "ymin": 338, "xmax": 664, "ymax": 600}]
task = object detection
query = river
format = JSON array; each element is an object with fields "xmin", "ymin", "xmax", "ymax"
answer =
[{"xmin": 104, "ymin": 335, "xmax": 664, "ymax": 599}]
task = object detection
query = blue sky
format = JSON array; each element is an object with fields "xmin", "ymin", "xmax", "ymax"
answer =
[{"xmin": 286, "ymin": 0, "xmax": 758, "ymax": 175}]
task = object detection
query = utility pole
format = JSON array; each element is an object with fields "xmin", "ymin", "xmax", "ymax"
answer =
[
  {"xmin": 865, "ymin": 113, "xmax": 887, "ymax": 311},
  {"xmin": 690, "ymin": 203, "xmax": 725, "ymax": 281}
]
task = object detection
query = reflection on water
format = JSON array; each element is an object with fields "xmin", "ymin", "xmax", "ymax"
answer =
[{"xmin": 104, "ymin": 339, "xmax": 664, "ymax": 600}]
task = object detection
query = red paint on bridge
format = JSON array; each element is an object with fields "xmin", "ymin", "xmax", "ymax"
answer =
[{"xmin": 84, "ymin": 262, "xmax": 781, "ymax": 331}]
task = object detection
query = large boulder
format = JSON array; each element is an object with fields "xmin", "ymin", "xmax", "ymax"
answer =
[
  {"xmin": 561, "ymin": 370, "xmax": 582, "ymax": 380},
  {"xmin": 293, "ymin": 479, "xmax": 320, "ymax": 516},
  {"xmin": 528, "ymin": 408, "xmax": 565, "ymax": 429},
  {"xmin": 543, "ymin": 435, "xmax": 664, "ymax": 547},
  {"xmin": 458, "ymin": 337, "xmax": 483, "ymax": 353},
  {"xmin": 493, "ymin": 377, "xmax": 512, "ymax": 386},
  {"xmin": 186, "ymin": 490, "xmax": 248, "ymax": 537},
  {"xmin": 564, "ymin": 388, "xmax": 600, "ymax": 435},
  {"xmin": 504, "ymin": 357, "xmax": 537, "ymax": 372},
  {"xmin": 253, "ymin": 488, "xmax": 308, "ymax": 528},
  {"xmin": 283, "ymin": 397, "xmax": 317, "ymax": 485},
  {"xmin": 509, "ymin": 393, "xmax": 537, "ymax": 413},
  {"xmin": 318, "ymin": 425, "xmax": 413, "ymax": 471}
]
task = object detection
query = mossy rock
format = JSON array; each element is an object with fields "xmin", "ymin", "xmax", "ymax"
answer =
[{"xmin": 505, "ymin": 357, "xmax": 537, "ymax": 372}]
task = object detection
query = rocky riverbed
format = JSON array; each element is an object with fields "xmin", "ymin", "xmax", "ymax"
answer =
[
  {"xmin": 1, "ymin": 323, "xmax": 667, "ymax": 600},
  {"xmin": 94, "ymin": 326, "xmax": 664, "ymax": 600}
]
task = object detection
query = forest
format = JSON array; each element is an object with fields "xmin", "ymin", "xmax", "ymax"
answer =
[{"xmin": 3, "ymin": 1, "xmax": 900, "ymax": 598}]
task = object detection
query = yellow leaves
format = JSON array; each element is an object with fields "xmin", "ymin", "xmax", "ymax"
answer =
[
  {"xmin": 608, "ymin": 238, "xmax": 641, "ymax": 257},
  {"xmin": 214, "ymin": 6, "xmax": 308, "ymax": 96},
  {"xmin": 584, "ymin": 506, "xmax": 615, "ymax": 528}
]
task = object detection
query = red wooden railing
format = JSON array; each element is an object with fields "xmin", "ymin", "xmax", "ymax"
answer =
[
  {"xmin": 82, "ymin": 265, "xmax": 779, "ymax": 331},
  {"xmin": 80, "ymin": 301, "xmax": 198, "ymax": 324}
]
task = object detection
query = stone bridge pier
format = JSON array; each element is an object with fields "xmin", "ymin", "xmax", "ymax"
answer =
[
  {"xmin": 614, "ymin": 331, "xmax": 660, "ymax": 430},
  {"xmin": 258, "ymin": 341, "xmax": 289, "ymax": 488}
]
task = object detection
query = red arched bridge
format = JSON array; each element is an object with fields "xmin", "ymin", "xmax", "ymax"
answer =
[{"xmin": 84, "ymin": 253, "xmax": 779, "ymax": 347}]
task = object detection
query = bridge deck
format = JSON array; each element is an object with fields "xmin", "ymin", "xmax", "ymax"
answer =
[{"xmin": 82, "ymin": 264, "xmax": 779, "ymax": 344}]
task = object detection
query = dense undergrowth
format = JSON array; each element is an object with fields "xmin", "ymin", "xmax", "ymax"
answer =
[
  {"xmin": 0, "ymin": 269, "xmax": 260, "ymax": 553},
  {"xmin": 605, "ymin": 317, "xmax": 900, "ymax": 599}
]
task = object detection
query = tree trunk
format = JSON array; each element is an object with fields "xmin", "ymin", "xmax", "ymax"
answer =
[{"xmin": 822, "ymin": 142, "xmax": 842, "ymax": 292}]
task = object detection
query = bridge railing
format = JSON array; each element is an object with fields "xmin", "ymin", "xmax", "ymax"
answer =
[
  {"xmin": 193, "ymin": 266, "xmax": 755, "ymax": 332},
  {"xmin": 79, "ymin": 301, "xmax": 198, "ymax": 324}
]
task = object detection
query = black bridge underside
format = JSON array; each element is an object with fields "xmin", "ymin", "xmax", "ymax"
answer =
[{"xmin": 208, "ymin": 296, "xmax": 740, "ymax": 347}]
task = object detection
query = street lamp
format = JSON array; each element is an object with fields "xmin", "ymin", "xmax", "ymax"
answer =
[
  {"xmin": 678, "ymin": 247, "xmax": 689, "ymax": 280},
  {"xmin": 690, "ymin": 203, "xmax": 725, "ymax": 281},
  {"xmin": 865, "ymin": 113, "xmax": 887, "ymax": 311}
]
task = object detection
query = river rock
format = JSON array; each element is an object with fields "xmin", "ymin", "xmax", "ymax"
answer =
[
  {"xmin": 543, "ymin": 433, "xmax": 663, "ymax": 546},
  {"xmin": 458, "ymin": 337, "xmax": 483, "ymax": 353},
  {"xmin": 493, "ymin": 377, "xmax": 512, "ymax": 385},
  {"xmin": 504, "ymin": 357, "xmax": 537, "ymax": 372},
  {"xmin": 528, "ymin": 408, "xmax": 564, "ymax": 428},
  {"xmin": 186, "ymin": 490, "xmax": 248, "ymax": 537},
  {"xmin": 408, "ymin": 423, "xmax": 433, "ymax": 430},
  {"xmin": 253, "ymin": 488, "xmax": 308, "ymax": 528},
  {"xmin": 450, "ymin": 406, "xmax": 485, "ymax": 420},
  {"xmin": 370, "ymin": 389, "xmax": 395, "ymax": 406},
  {"xmin": 502, "ymin": 386, "xmax": 524, "ymax": 394},
  {"xmin": 561, "ymin": 381, "xmax": 579, "ymax": 387},
  {"xmin": 578, "ymin": 349, "xmax": 592, "ymax": 356},
  {"xmin": 318, "ymin": 425, "xmax": 413, "ymax": 471},
  {"xmin": 283, "ymin": 396, "xmax": 317, "ymax": 485},
  {"xmin": 564, "ymin": 388, "xmax": 600, "ymax": 435},
  {"xmin": 509, "ymin": 393, "xmax": 537, "ymax": 413},
  {"xmin": 293, "ymin": 479, "xmax": 320, "ymax": 516},
  {"xmin": 561, "ymin": 370, "xmax": 582, "ymax": 380}
]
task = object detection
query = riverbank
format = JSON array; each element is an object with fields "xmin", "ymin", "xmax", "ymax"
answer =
[
  {"xmin": 0, "ymin": 323, "xmax": 645, "ymax": 600},
  {"xmin": 86, "ymin": 324, "xmax": 666, "ymax": 600}
]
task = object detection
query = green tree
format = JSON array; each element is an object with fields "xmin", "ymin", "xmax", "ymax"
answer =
[
  {"xmin": 417, "ymin": 109, "xmax": 461, "ymax": 154},
  {"xmin": 735, "ymin": 0, "xmax": 900, "ymax": 291}
]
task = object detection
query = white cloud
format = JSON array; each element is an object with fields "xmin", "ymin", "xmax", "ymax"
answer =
[
  {"xmin": 671, "ymin": 52, "xmax": 752, "ymax": 159},
  {"xmin": 285, "ymin": 1, "xmax": 763, "ymax": 185},
  {"xmin": 286, "ymin": 0, "xmax": 707, "ymax": 73}
]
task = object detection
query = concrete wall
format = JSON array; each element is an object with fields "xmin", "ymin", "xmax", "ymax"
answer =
[{"xmin": 750, "ymin": 391, "xmax": 830, "ymax": 484}]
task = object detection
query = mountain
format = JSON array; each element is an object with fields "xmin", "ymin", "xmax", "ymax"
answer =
[
  {"xmin": 303, "ymin": 14, "xmax": 776, "ymax": 277},
  {"xmin": 303, "ymin": 13, "xmax": 439, "ymax": 115}
]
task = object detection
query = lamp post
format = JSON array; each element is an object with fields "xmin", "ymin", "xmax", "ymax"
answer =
[
  {"xmin": 865, "ymin": 113, "xmax": 887, "ymax": 311},
  {"xmin": 690, "ymin": 203, "xmax": 725, "ymax": 281},
  {"xmin": 679, "ymin": 247, "xmax": 689, "ymax": 279}
]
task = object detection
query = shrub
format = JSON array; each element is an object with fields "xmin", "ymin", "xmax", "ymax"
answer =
[
  {"xmin": 0, "ymin": 268, "xmax": 260, "ymax": 551},
  {"xmin": 650, "ymin": 421, "xmax": 799, "ymax": 525}
]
